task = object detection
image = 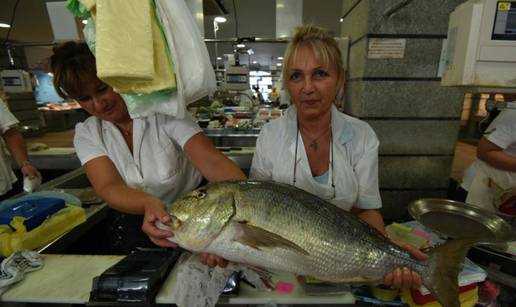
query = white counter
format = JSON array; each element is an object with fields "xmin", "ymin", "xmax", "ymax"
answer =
[{"xmin": 1, "ymin": 254, "xmax": 355, "ymax": 305}]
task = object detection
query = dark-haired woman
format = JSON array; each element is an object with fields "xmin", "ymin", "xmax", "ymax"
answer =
[{"xmin": 51, "ymin": 42, "xmax": 245, "ymax": 266}]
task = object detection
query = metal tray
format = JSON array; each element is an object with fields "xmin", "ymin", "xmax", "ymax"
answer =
[{"xmin": 408, "ymin": 198, "xmax": 516, "ymax": 243}]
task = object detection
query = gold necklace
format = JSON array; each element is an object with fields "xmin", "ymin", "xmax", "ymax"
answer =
[{"xmin": 300, "ymin": 125, "xmax": 331, "ymax": 151}]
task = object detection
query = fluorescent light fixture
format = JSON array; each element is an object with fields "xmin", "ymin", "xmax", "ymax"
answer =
[
  {"xmin": 236, "ymin": 43, "xmax": 246, "ymax": 48},
  {"xmin": 216, "ymin": 57, "xmax": 222, "ymax": 60},
  {"xmin": 252, "ymin": 61, "xmax": 258, "ymax": 64},
  {"xmin": 82, "ymin": 19, "xmax": 88, "ymax": 25},
  {"xmin": 214, "ymin": 16, "xmax": 227, "ymax": 23},
  {"xmin": 0, "ymin": 23, "xmax": 11, "ymax": 28},
  {"xmin": 276, "ymin": 63, "xmax": 283, "ymax": 67},
  {"xmin": 277, "ymin": 56, "xmax": 284, "ymax": 60}
]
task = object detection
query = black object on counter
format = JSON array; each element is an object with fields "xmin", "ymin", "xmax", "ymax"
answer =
[
  {"xmin": 221, "ymin": 271, "xmax": 241, "ymax": 296},
  {"xmin": 89, "ymin": 248, "xmax": 181, "ymax": 303},
  {"xmin": 468, "ymin": 245, "xmax": 516, "ymax": 276}
]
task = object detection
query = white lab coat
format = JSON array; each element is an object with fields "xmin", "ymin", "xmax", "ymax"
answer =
[
  {"xmin": 74, "ymin": 114, "xmax": 203, "ymax": 204},
  {"xmin": 0, "ymin": 100, "xmax": 19, "ymax": 195},
  {"xmin": 463, "ymin": 109, "xmax": 516, "ymax": 210},
  {"xmin": 250, "ymin": 105, "xmax": 381, "ymax": 211}
]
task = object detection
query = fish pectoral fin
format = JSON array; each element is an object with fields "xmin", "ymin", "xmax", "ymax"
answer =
[{"xmin": 235, "ymin": 223, "xmax": 309, "ymax": 256}]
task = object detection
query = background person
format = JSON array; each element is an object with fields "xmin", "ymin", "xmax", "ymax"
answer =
[
  {"xmin": 250, "ymin": 24, "xmax": 427, "ymax": 289},
  {"xmin": 462, "ymin": 95, "xmax": 516, "ymax": 211},
  {"xmin": 0, "ymin": 99, "xmax": 40, "ymax": 201},
  {"xmin": 50, "ymin": 42, "xmax": 245, "ymax": 262}
]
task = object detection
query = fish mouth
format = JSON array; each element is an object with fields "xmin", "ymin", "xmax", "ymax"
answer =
[{"xmin": 170, "ymin": 214, "xmax": 182, "ymax": 230}]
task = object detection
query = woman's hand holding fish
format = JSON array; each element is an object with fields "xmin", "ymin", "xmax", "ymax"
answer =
[
  {"xmin": 200, "ymin": 253, "xmax": 229, "ymax": 268},
  {"xmin": 383, "ymin": 240, "xmax": 428, "ymax": 289},
  {"xmin": 141, "ymin": 199, "xmax": 177, "ymax": 248}
]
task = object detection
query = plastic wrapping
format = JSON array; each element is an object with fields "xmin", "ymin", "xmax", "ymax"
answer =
[
  {"xmin": 66, "ymin": 0, "xmax": 91, "ymax": 18},
  {"xmin": 155, "ymin": 0, "xmax": 217, "ymax": 118}
]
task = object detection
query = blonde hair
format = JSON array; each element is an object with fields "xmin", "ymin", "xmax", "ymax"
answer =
[
  {"xmin": 50, "ymin": 41, "xmax": 97, "ymax": 98},
  {"xmin": 282, "ymin": 24, "xmax": 344, "ymax": 88}
]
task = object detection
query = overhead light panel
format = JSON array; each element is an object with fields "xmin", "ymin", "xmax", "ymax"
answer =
[
  {"xmin": 0, "ymin": 23, "xmax": 10, "ymax": 28},
  {"xmin": 277, "ymin": 56, "xmax": 283, "ymax": 60},
  {"xmin": 236, "ymin": 43, "xmax": 246, "ymax": 48}
]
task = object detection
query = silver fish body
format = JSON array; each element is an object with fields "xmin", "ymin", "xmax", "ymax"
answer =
[{"xmin": 166, "ymin": 180, "xmax": 473, "ymax": 307}]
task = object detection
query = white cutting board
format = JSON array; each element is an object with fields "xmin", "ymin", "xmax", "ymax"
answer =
[{"xmin": 1, "ymin": 254, "xmax": 123, "ymax": 304}]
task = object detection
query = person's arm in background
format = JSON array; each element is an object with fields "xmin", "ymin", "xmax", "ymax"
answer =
[
  {"xmin": 477, "ymin": 136, "xmax": 516, "ymax": 172},
  {"xmin": 3, "ymin": 127, "xmax": 40, "ymax": 178},
  {"xmin": 352, "ymin": 208, "xmax": 385, "ymax": 234}
]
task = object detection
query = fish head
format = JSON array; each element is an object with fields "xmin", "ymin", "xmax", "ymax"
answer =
[{"xmin": 166, "ymin": 182, "xmax": 238, "ymax": 251}]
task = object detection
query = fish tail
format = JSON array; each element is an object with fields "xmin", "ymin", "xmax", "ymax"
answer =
[{"xmin": 422, "ymin": 239, "xmax": 476, "ymax": 307}]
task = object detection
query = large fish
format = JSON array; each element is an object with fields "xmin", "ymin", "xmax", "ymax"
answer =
[{"xmin": 163, "ymin": 180, "xmax": 474, "ymax": 307}]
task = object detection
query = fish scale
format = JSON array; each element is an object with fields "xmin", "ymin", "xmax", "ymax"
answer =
[{"xmin": 166, "ymin": 180, "xmax": 475, "ymax": 307}]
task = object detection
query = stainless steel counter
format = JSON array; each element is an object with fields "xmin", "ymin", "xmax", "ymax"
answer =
[
  {"xmin": 28, "ymin": 145, "xmax": 254, "ymax": 171},
  {"xmin": 204, "ymin": 128, "xmax": 260, "ymax": 147}
]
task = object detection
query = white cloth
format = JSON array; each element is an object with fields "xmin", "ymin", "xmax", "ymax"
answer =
[
  {"xmin": 462, "ymin": 109, "xmax": 516, "ymax": 210},
  {"xmin": 0, "ymin": 100, "xmax": 19, "ymax": 195},
  {"xmin": 74, "ymin": 114, "xmax": 202, "ymax": 204},
  {"xmin": 250, "ymin": 105, "xmax": 381, "ymax": 211},
  {"xmin": 172, "ymin": 253, "xmax": 271, "ymax": 307}
]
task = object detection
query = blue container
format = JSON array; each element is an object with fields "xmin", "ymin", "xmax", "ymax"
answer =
[{"xmin": 0, "ymin": 197, "xmax": 65, "ymax": 231}]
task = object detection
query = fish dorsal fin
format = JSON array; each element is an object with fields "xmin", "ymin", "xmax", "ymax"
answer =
[{"xmin": 235, "ymin": 222, "xmax": 309, "ymax": 256}]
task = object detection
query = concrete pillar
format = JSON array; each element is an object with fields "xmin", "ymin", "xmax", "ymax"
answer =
[{"xmin": 340, "ymin": 0, "xmax": 466, "ymax": 220}]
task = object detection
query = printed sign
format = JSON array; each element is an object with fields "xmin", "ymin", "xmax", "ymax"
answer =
[{"xmin": 367, "ymin": 38, "xmax": 406, "ymax": 59}]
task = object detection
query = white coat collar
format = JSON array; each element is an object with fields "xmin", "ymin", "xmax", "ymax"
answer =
[{"xmin": 284, "ymin": 104, "xmax": 354, "ymax": 147}]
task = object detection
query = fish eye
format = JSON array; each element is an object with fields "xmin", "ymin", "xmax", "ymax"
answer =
[{"xmin": 197, "ymin": 190, "xmax": 207, "ymax": 199}]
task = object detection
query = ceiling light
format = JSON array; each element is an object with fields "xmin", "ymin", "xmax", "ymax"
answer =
[
  {"xmin": 339, "ymin": 17, "xmax": 344, "ymax": 23},
  {"xmin": 216, "ymin": 57, "xmax": 222, "ymax": 60},
  {"xmin": 214, "ymin": 16, "xmax": 227, "ymax": 23},
  {"xmin": 276, "ymin": 63, "xmax": 282, "ymax": 67},
  {"xmin": 252, "ymin": 61, "xmax": 258, "ymax": 64},
  {"xmin": 236, "ymin": 43, "xmax": 245, "ymax": 48},
  {"xmin": 82, "ymin": 19, "xmax": 88, "ymax": 25},
  {"xmin": 0, "ymin": 23, "xmax": 11, "ymax": 28},
  {"xmin": 277, "ymin": 56, "xmax": 283, "ymax": 60}
]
